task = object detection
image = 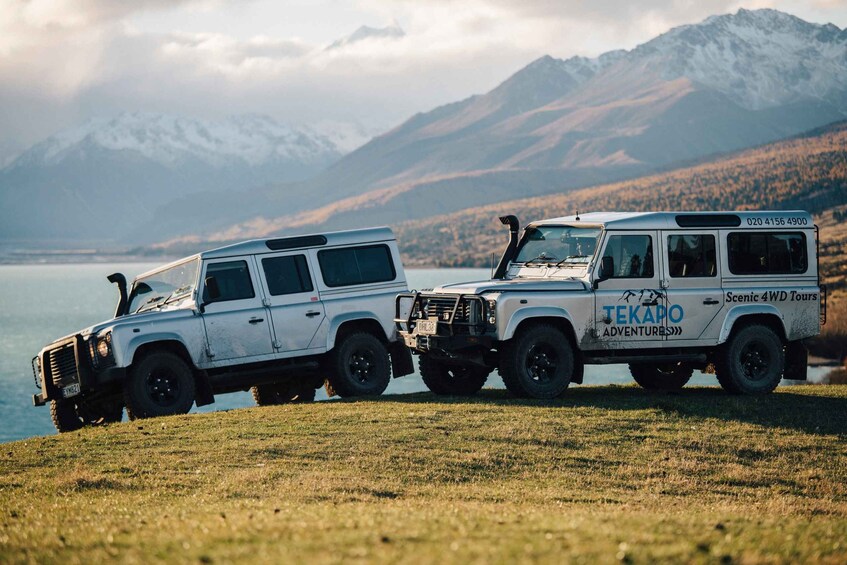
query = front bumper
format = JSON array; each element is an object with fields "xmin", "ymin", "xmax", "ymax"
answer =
[
  {"xmin": 31, "ymin": 335, "xmax": 123, "ymax": 406},
  {"xmin": 401, "ymin": 331, "xmax": 493, "ymax": 353}
]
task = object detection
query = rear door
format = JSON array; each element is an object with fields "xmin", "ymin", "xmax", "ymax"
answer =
[
  {"xmin": 258, "ymin": 252, "xmax": 327, "ymax": 356},
  {"xmin": 200, "ymin": 257, "xmax": 275, "ymax": 363},
  {"xmin": 661, "ymin": 230, "xmax": 724, "ymax": 341}
]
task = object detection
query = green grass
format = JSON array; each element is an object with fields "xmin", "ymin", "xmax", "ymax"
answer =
[{"xmin": 1, "ymin": 386, "xmax": 846, "ymax": 564}]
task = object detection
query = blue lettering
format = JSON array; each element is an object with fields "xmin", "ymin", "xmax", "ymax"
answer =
[
  {"xmin": 669, "ymin": 305, "xmax": 684, "ymax": 324},
  {"xmin": 603, "ymin": 306, "xmax": 615, "ymax": 321},
  {"xmin": 642, "ymin": 307, "xmax": 655, "ymax": 324},
  {"xmin": 616, "ymin": 306, "xmax": 627, "ymax": 325},
  {"xmin": 628, "ymin": 305, "xmax": 642, "ymax": 324}
]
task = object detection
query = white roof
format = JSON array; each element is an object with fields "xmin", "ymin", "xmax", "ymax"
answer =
[
  {"xmin": 201, "ymin": 226, "xmax": 395, "ymax": 260},
  {"xmin": 531, "ymin": 210, "xmax": 813, "ymax": 230}
]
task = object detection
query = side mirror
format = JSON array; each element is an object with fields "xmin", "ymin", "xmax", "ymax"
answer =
[
  {"xmin": 204, "ymin": 276, "xmax": 221, "ymax": 303},
  {"xmin": 593, "ymin": 256, "xmax": 614, "ymax": 289}
]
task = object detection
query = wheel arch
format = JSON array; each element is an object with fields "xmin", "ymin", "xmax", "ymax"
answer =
[
  {"xmin": 327, "ymin": 314, "xmax": 391, "ymax": 349},
  {"xmin": 501, "ymin": 311, "xmax": 584, "ymax": 384},
  {"xmin": 718, "ymin": 306, "xmax": 787, "ymax": 345}
]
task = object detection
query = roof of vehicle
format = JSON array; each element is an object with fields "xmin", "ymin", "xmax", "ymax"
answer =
[
  {"xmin": 133, "ymin": 227, "xmax": 396, "ymax": 281},
  {"xmin": 201, "ymin": 226, "xmax": 396, "ymax": 260},
  {"xmin": 530, "ymin": 210, "xmax": 813, "ymax": 230}
]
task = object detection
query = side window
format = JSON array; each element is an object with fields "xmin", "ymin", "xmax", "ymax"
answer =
[
  {"xmin": 668, "ymin": 234, "xmax": 717, "ymax": 278},
  {"xmin": 601, "ymin": 235, "xmax": 654, "ymax": 279},
  {"xmin": 203, "ymin": 260, "xmax": 255, "ymax": 302},
  {"xmin": 262, "ymin": 255, "xmax": 313, "ymax": 296},
  {"xmin": 728, "ymin": 232, "xmax": 807, "ymax": 275},
  {"xmin": 318, "ymin": 245, "xmax": 396, "ymax": 287}
]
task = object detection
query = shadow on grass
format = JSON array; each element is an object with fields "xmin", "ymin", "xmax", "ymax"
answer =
[{"xmin": 343, "ymin": 386, "xmax": 847, "ymax": 436}]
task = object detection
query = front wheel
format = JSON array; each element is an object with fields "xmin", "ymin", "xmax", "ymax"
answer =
[
  {"xmin": 499, "ymin": 324, "xmax": 574, "ymax": 399},
  {"xmin": 50, "ymin": 398, "xmax": 123, "ymax": 433},
  {"xmin": 252, "ymin": 382, "xmax": 316, "ymax": 405},
  {"xmin": 419, "ymin": 356, "xmax": 490, "ymax": 396},
  {"xmin": 715, "ymin": 324, "xmax": 784, "ymax": 394},
  {"xmin": 124, "ymin": 351, "xmax": 196, "ymax": 419},
  {"xmin": 629, "ymin": 363, "xmax": 693, "ymax": 391},
  {"xmin": 325, "ymin": 333, "xmax": 391, "ymax": 397}
]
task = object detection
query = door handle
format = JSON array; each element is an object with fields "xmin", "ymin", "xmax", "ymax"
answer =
[
  {"xmin": 248, "ymin": 317, "xmax": 264, "ymax": 324},
  {"xmin": 642, "ymin": 300, "xmax": 658, "ymax": 306},
  {"xmin": 305, "ymin": 311, "xmax": 321, "ymax": 318},
  {"xmin": 703, "ymin": 299, "xmax": 720, "ymax": 305}
]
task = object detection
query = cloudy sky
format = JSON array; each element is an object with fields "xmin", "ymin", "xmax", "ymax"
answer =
[{"xmin": 1, "ymin": 0, "xmax": 846, "ymax": 163}]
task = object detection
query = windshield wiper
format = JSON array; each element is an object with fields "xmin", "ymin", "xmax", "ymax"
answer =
[
  {"xmin": 522, "ymin": 253, "xmax": 558, "ymax": 265},
  {"xmin": 162, "ymin": 285, "xmax": 193, "ymax": 306},
  {"xmin": 554, "ymin": 255, "xmax": 589, "ymax": 267},
  {"xmin": 134, "ymin": 295, "xmax": 166, "ymax": 314}
]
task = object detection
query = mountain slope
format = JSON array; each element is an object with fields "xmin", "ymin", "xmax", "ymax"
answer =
[
  {"xmin": 0, "ymin": 113, "xmax": 356, "ymax": 243},
  {"xmin": 393, "ymin": 120, "xmax": 847, "ymax": 288},
  {"xmin": 152, "ymin": 8, "xmax": 847, "ymax": 246}
]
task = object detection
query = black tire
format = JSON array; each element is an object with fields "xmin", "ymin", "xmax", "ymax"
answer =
[
  {"xmin": 325, "ymin": 333, "xmax": 391, "ymax": 397},
  {"xmin": 419, "ymin": 355, "xmax": 490, "ymax": 396},
  {"xmin": 715, "ymin": 324, "xmax": 784, "ymax": 395},
  {"xmin": 124, "ymin": 351, "xmax": 196, "ymax": 419},
  {"xmin": 629, "ymin": 363, "xmax": 693, "ymax": 391},
  {"xmin": 252, "ymin": 382, "xmax": 316, "ymax": 405},
  {"xmin": 499, "ymin": 324, "xmax": 574, "ymax": 399},
  {"xmin": 50, "ymin": 398, "xmax": 123, "ymax": 433}
]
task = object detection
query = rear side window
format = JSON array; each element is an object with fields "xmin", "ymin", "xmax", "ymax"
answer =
[
  {"xmin": 203, "ymin": 260, "xmax": 255, "ymax": 302},
  {"xmin": 728, "ymin": 232, "xmax": 807, "ymax": 275},
  {"xmin": 262, "ymin": 255, "xmax": 314, "ymax": 296},
  {"xmin": 668, "ymin": 234, "xmax": 717, "ymax": 278},
  {"xmin": 318, "ymin": 245, "xmax": 396, "ymax": 287},
  {"xmin": 601, "ymin": 235, "xmax": 654, "ymax": 278}
]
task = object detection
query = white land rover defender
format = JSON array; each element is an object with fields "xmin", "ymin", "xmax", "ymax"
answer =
[
  {"xmin": 397, "ymin": 212, "xmax": 825, "ymax": 398},
  {"xmin": 32, "ymin": 228, "xmax": 413, "ymax": 432}
]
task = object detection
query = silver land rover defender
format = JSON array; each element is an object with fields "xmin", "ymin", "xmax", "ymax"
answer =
[
  {"xmin": 397, "ymin": 212, "xmax": 825, "ymax": 398},
  {"xmin": 32, "ymin": 227, "xmax": 413, "ymax": 432}
]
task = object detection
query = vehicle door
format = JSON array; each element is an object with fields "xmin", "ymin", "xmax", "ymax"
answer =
[
  {"xmin": 200, "ymin": 257, "xmax": 275, "ymax": 362},
  {"xmin": 258, "ymin": 252, "xmax": 327, "ymax": 356},
  {"xmin": 593, "ymin": 231, "xmax": 665, "ymax": 347},
  {"xmin": 661, "ymin": 230, "xmax": 724, "ymax": 341}
]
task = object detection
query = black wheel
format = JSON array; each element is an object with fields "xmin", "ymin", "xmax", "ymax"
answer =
[
  {"xmin": 50, "ymin": 398, "xmax": 123, "ymax": 433},
  {"xmin": 124, "ymin": 351, "xmax": 196, "ymax": 419},
  {"xmin": 419, "ymin": 355, "xmax": 490, "ymax": 396},
  {"xmin": 499, "ymin": 324, "xmax": 574, "ymax": 399},
  {"xmin": 325, "ymin": 333, "xmax": 391, "ymax": 397},
  {"xmin": 252, "ymin": 382, "xmax": 316, "ymax": 406},
  {"xmin": 629, "ymin": 363, "xmax": 693, "ymax": 391},
  {"xmin": 715, "ymin": 324, "xmax": 784, "ymax": 395}
]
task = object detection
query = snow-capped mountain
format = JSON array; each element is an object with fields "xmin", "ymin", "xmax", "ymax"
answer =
[
  {"xmin": 162, "ymin": 8, "xmax": 847, "ymax": 246},
  {"xmin": 326, "ymin": 22, "xmax": 405, "ymax": 50},
  {"xmin": 0, "ymin": 113, "xmax": 378, "ymax": 243},
  {"xmin": 9, "ymin": 113, "xmax": 347, "ymax": 171}
]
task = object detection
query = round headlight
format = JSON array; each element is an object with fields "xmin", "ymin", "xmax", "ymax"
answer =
[{"xmin": 97, "ymin": 337, "xmax": 111, "ymax": 358}]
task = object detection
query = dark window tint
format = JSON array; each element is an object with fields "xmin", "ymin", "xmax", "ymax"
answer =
[
  {"xmin": 728, "ymin": 232, "xmax": 807, "ymax": 275},
  {"xmin": 318, "ymin": 245, "xmax": 396, "ymax": 287},
  {"xmin": 203, "ymin": 260, "xmax": 254, "ymax": 302},
  {"xmin": 601, "ymin": 235, "xmax": 654, "ymax": 279},
  {"xmin": 262, "ymin": 255, "xmax": 314, "ymax": 296},
  {"xmin": 668, "ymin": 235, "xmax": 717, "ymax": 278}
]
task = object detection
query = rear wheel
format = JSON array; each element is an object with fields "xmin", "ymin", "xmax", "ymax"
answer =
[
  {"xmin": 715, "ymin": 324, "xmax": 784, "ymax": 395},
  {"xmin": 499, "ymin": 324, "xmax": 574, "ymax": 399},
  {"xmin": 419, "ymin": 355, "xmax": 490, "ymax": 396},
  {"xmin": 325, "ymin": 333, "xmax": 391, "ymax": 397},
  {"xmin": 124, "ymin": 351, "xmax": 196, "ymax": 419},
  {"xmin": 629, "ymin": 363, "xmax": 693, "ymax": 391},
  {"xmin": 252, "ymin": 382, "xmax": 316, "ymax": 405}
]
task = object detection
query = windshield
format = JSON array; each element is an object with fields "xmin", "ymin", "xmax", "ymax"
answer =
[
  {"xmin": 128, "ymin": 258, "xmax": 200, "ymax": 314},
  {"xmin": 514, "ymin": 226, "xmax": 602, "ymax": 265}
]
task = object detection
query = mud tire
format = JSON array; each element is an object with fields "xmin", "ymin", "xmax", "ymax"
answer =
[
  {"xmin": 715, "ymin": 324, "xmax": 784, "ymax": 395},
  {"xmin": 325, "ymin": 333, "xmax": 391, "ymax": 397},
  {"xmin": 124, "ymin": 351, "xmax": 196, "ymax": 419},
  {"xmin": 499, "ymin": 324, "xmax": 574, "ymax": 399},
  {"xmin": 419, "ymin": 355, "xmax": 490, "ymax": 396}
]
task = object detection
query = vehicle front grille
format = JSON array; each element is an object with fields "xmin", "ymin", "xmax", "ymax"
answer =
[
  {"xmin": 48, "ymin": 343, "xmax": 79, "ymax": 387},
  {"xmin": 421, "ymin": 295, "xmax": 471, "ymax": 323}
]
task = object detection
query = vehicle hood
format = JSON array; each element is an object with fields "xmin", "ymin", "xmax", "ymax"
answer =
[
  {"xmin": 46, "ymin": 305, "xmax": 197, "ymax": 345},
  {"xmin": 431, "ymin": 278, "xmax": 587, "ymax": 294}
]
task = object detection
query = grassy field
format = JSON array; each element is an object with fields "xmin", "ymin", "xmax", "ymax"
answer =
[{"xmin": 1, "ymin": 386, "xmax": 846, "ymax": 564}]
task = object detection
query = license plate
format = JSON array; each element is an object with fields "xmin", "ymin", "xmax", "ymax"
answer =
[
  {"xmin": 61, "ymin": 383, "xmax": 81, "ymax": 398},
  {"xmin": 416, "ymin": 319, "xmax": 438, "ymax": 336}
]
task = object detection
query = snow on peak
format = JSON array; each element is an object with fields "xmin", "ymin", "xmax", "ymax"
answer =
[
  {"xmin": 12, "ymin": 113, "xmax": 378, "ymax": 170},
  {"xmin": 327, "ymin": 22, "xmax": 405, "ymax": 50}
]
